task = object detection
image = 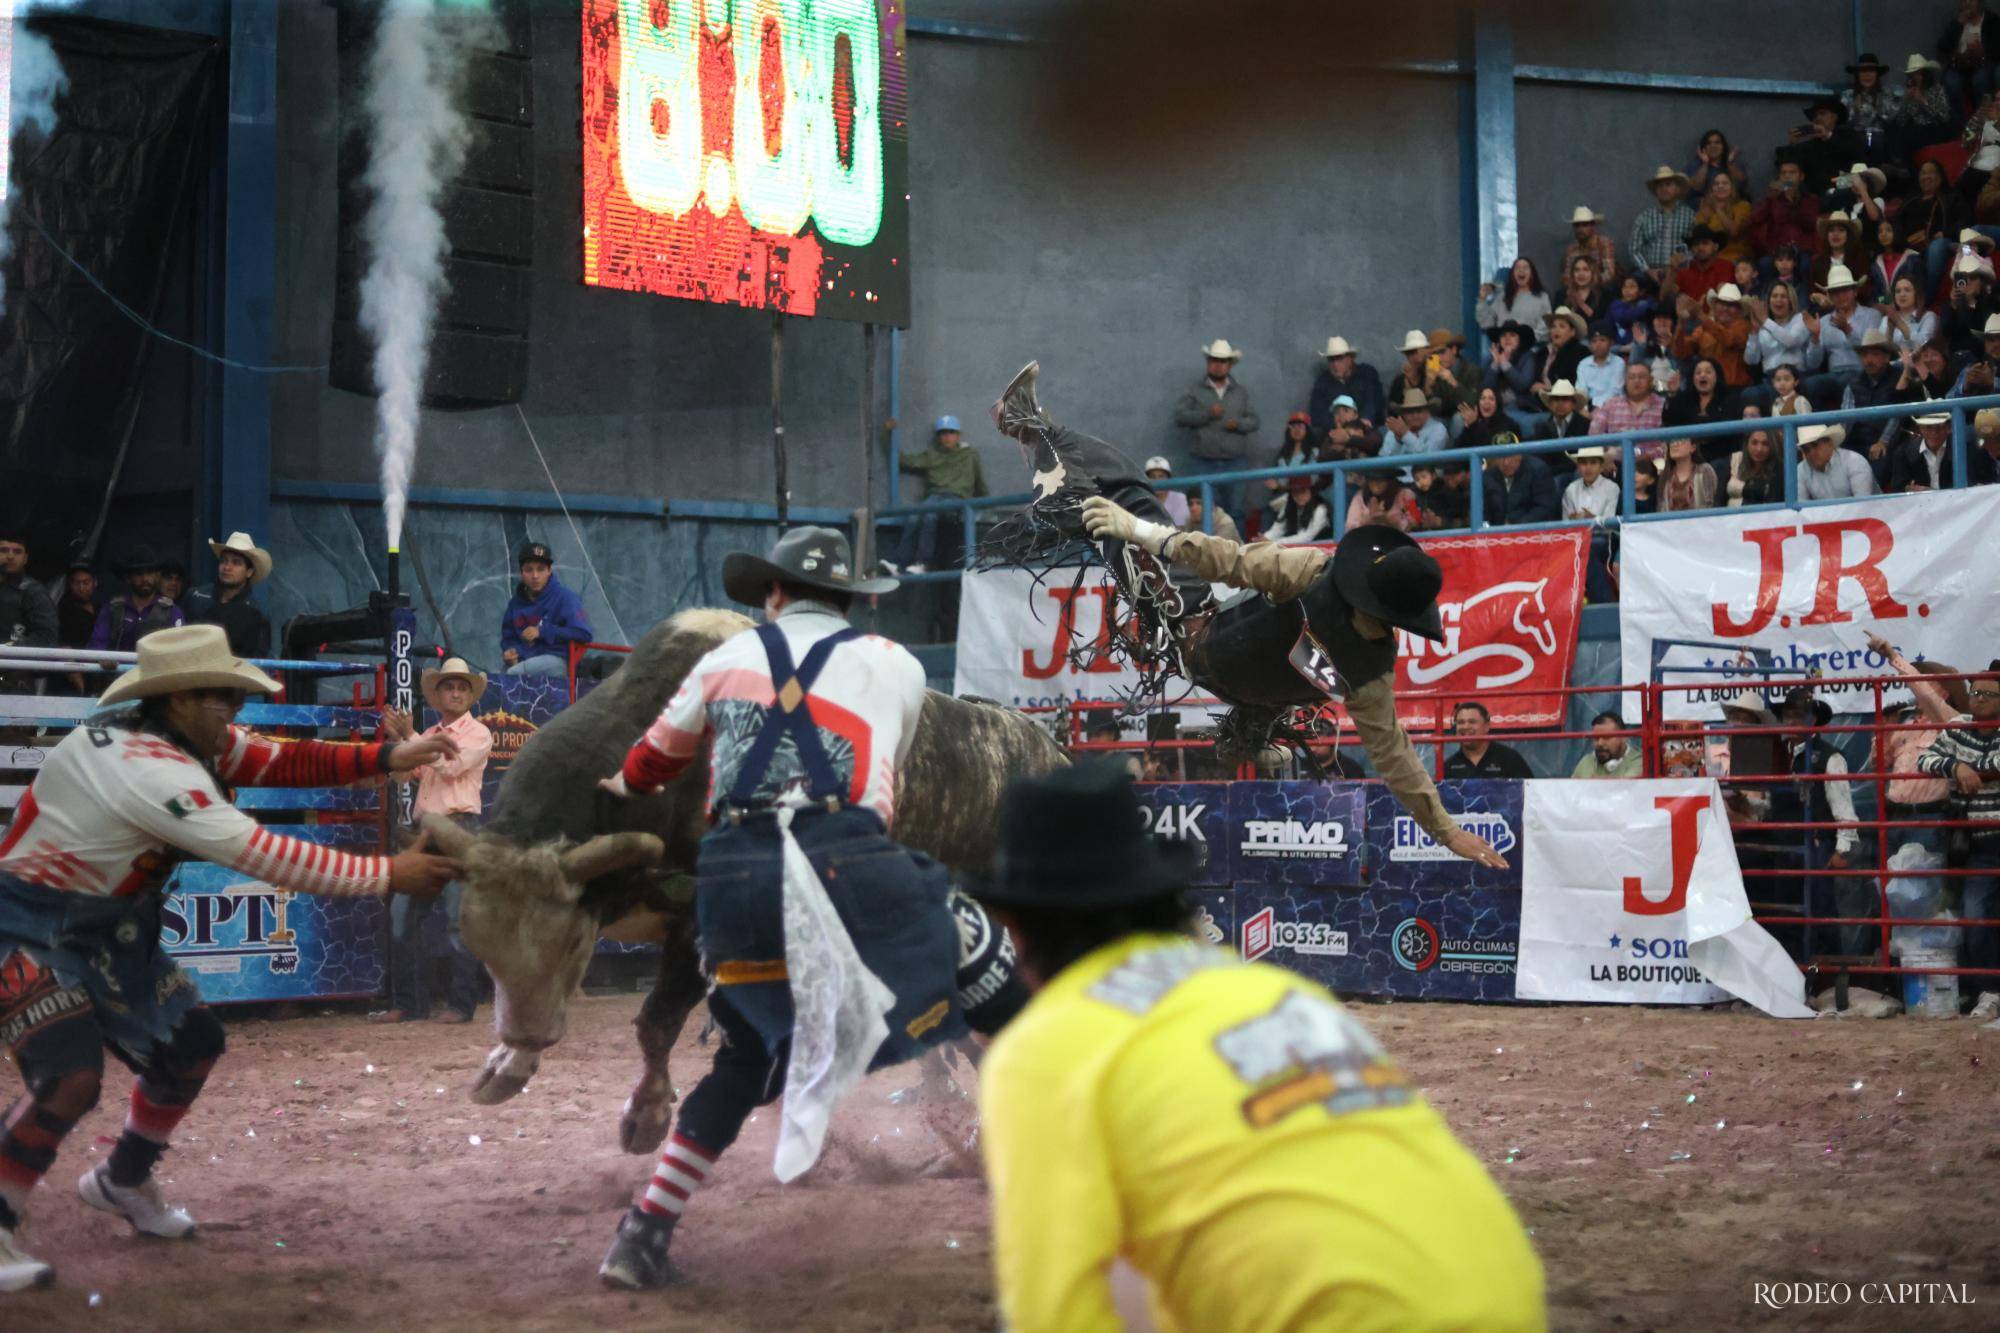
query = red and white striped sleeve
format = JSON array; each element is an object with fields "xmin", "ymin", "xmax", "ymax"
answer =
[
  {"xmin": 621, "ymin": 664, "xmax": 710, "ymax": 795},
  {"xmin": 216, "ymin": 726, "xmax": 389, "ymax": 788}
]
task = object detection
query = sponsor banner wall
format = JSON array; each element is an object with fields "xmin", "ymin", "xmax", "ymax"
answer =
[
  {"xmin": 1134, "ymin": 782, "xmax": 1233, "ymax": 885},
  {"xmin": 1363, "ymin": 780, "xmax": 1523, "ymax": 894},
  {"xmin": 956, "ymin": 530, "xmax": 1584, "ymax": 729},
  {"xmin": 1226, "ymin": 783, "xmax": 1366, "ymax": 887},
  {"xmin": 1234, "ymin": 883, "xmax": 1520, "ymax": 1002},
  {"xmin": 1515, "ymin": 780, "xmax": 1810, "ymax": 1015},
  {"xmin": 1619, "ymin": 489, "xmax": 2000, "ymax": 722}
]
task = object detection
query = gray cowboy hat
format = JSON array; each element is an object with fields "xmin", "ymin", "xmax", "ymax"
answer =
[{"xmin": 720, "ymin": 526, "xmax": 897, "ymax": 606}]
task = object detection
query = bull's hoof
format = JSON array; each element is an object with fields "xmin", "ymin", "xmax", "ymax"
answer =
[
  {"xmin": 469, "ymin": 1043, "xmax": 538, "ymax": 1104},
  {"xmin": 469, "ymin": 1073, "xmax": 530, "ymax": 1106},
  {"xmin": 619, "ymin": 1097, "xmax": 673, "ymax": 1155}
]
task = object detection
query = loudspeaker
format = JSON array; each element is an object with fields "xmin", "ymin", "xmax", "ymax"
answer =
[{"xmin": 329, "ymin": 0, "xmax": 534, "ymax": 409}]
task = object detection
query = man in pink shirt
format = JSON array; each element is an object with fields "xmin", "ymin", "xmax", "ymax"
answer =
[
  {"xmin": 376, "ymin": 658, "xmax": 494, "ymax": 1024},
  {"xmin": 1587, "ymin": 361, "xmax": 1668, "ymax": 469}
]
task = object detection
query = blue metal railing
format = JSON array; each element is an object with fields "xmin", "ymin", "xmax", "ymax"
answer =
[{"xmin": 871, "ymin": 392, "xmax": 2000, "ymax": 582}]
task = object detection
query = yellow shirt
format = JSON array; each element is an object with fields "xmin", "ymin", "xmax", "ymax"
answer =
[{"xmin": 980, "ymin": 933, "xmax": 1546, "ymax": 1333}]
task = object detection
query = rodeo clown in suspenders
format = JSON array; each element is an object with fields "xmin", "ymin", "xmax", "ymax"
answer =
[
  {"xmin": 0, "ymin": 625, "xmax": 463, "ymax": 1292},
  {"xmin": 594, "ymin": 526, "xmax": 1024, "ymax": 1290}
]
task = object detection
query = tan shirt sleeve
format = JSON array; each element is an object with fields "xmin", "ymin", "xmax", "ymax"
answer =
[
  {"xmin": 1345, "ymin": 676, "xmax": 1456, "ymax": 841},
  {"xmin": 1159, "ymin": 529, "xmax": 1328, "ymax": 602}
]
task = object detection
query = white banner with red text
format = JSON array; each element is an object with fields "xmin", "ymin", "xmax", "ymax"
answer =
[
  {"xmin": 1515, "ymin": 779, "xmax": 1812, "ymax": 1016},
  {"xmin": 1619, "ymin": 489, "xmax": 2000, "ymax": 723},
  {"xmin": 954, "ymin": 527, "xmax": 1586, "ymax": 729}
]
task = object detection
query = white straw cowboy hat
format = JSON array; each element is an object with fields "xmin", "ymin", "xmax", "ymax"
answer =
[
  {"xmin": 1643, "ymin": 164, "xmax": 1689, "ymax": 189},
  {"xmin": 98, "ymin": 624, "xmax": 280, "ymax": 709},
  {"xmin": 1905, "ymin": 53, "xmax": 1942, "ymax": 75},
  {"xmin": 1566, "ymin": 445, "xmax": 1609, "ymax": 461},
  {"xmin": 1392, "ymin": 387, "xmax": 1432, "ymax": 413},
  {"xmin": 1568, "ymin": 205, "xmax": 1605, "ymax": 225},
  {"xmin": 1537, "ymin": 378, "xmax": 1584, "ymax": 404},
  {"xmin": 1839, "ymin": 163, "xmax": 1887, "ymax": 193},
  {"xmin": 1981, "ymin": 312, "xmax": 2000, "ymax": 336},
  {"xmin": 1913, "ymin": 411, "xmax": 1952, "ymax": 428},
  {"xmin": 1396, "ymin": 328, "xmax": 1431, "ymax": 354},
  {"xmin": 421, "ymin": 656, "xmax": 489, "ymax": 711},
  {"xmin": 1857, "ymin": 327, "xmax": 1894, "ymax": 349},
  {"xmin": 1796, "ymin": 423, "xmax": 1848, "ymax": 449},
  {"xmin": 1959, "ymin": 227, "xmax": 1996, "ymax": 251},
  {"xmin": 1549, "ymin": 306, "xmax": 1590, "ymax": 339},
  {"xmin": 1706, "ymin": 282, "xmax": 1745, "ymax": 305},
  {"xmin": 1319, "ymin": 336, "xmax": 1357, "ymax": 358},
  {"xmin": 206, "ymin": 530, "xmax": 273, "ymax": 585},
  {"xmin": 1201, "ymin": 339, "xmax": 1244, "ymax": 361},
  {"xmin": 1821, "ymin": 264, "xmax": 1862, "ymax": 291}
]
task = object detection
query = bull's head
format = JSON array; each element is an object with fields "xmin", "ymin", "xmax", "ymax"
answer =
[{"xmin": 423, "ymin": 814, "xmax": 665, "ymax": 1104}]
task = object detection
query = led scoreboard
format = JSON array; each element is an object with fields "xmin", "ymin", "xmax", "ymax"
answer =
[{"xmin": 582, "ymin": 0, "xmax": 910, "ymax": 325}]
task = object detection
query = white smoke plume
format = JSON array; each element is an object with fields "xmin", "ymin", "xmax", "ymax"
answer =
[
  {"xmin": 0, "ymin": 1, "xmax": 81, "ymax": 315},
  {"xmin": 357, "ymin": 0, "xmax": 495, "ymax": 550}
]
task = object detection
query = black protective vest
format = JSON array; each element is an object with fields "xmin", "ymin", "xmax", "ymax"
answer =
[{"xmin": 1183, "ymin": 563, "xmax": 1396, "ymax": 708}]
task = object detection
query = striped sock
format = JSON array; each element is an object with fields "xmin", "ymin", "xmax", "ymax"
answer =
[
  {"xmin": 108, "ymin": 1085, "xmax": 189, "ymax": 1186},
  {"xmin": 638, "ymin": 1133, "xmax": 715, "ymax": 1219}
]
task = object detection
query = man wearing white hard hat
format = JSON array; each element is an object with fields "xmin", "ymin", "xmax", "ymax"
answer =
[
  {"xmin": 885, "ymin": 413, "xmax": 987, "ymax": 575},
  {"xmin": 1307, "ymin": 334, "xmax": 1383, "ymax": 432},
  {"xmin": 1142, "ymin": 455, "xmax": 1189, "ymax": 527},
  {"xmin": 0, "ymin": 624, "xmax": 461, "ymax": 1289},
  {"xmin": 1172, "ymin": 339, "xmax": 1260, "ymax": 526},
  {"xmin": 378, "ymin": 658, "xmax": 495, "ymax": 1024},
  {"xmin": 184, "ymin": 531, "xmax": 272, "ymax": 659}
]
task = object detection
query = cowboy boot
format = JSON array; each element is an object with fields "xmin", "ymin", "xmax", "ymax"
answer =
[
  {"xmin": 599, "ymin": 1207, "xmax": 682, "ymax": 1290},
  {"xmin": 989, "ymin": 361, "xmax": 1046, "ymax": 441}
]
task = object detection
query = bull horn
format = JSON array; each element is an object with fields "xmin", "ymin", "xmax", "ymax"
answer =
[
  {"xmin": 559, "ymin": 831, "xmax": 665, "ymax": 884},
  {"xmin": 420, "ymin": 813, "xmax": 478, "ymax": 859}
]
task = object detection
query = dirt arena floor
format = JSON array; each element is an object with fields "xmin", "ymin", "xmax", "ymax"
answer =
[{"xmin": 5, "ymin": 992, "xmax": 1998, "ymax": 1330}]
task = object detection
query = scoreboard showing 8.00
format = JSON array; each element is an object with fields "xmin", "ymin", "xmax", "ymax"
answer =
[{"xmin": 582, "ymin": 0, "xmax": 910, "ymax": 326}]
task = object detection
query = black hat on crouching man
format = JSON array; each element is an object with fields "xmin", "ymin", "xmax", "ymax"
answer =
[
  {"xmin": 720, "ymin": 526, "xmax": 898, "ymax": 605},
  {"xmin": 971, "ymin": 762, "xmax": 1196, "ymax": 910},
  {"xmin": 1331, "ymin": 524, "xmax": 1446, "ymax": 642}
]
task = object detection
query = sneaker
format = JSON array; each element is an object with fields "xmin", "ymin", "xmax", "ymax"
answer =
[
  {"xmin": 79, "ymin": 1163, "xmax": 197, "ymax": 1239},
  {"xmin": 0, "ymin": 1226, "xmax": 52, "ymax": 1292},
  {"xmin": 1969, "ymin": 991, "xmax": 2000, "ymax": 1022},
  {"xmin": 905, "ymin": 563, "xmax": 928, "ymax": 574},
  {"xmin": 598, "ymin": 1207, "xmax": 681, "ymax": 1290},
  {"xmin": 875, "ymin": 559, "xmax": 901, "ymax": 576}
]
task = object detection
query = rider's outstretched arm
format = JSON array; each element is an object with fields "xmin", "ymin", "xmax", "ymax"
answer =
[{"xmin": 1081, "ymin": 496, "xmax": 1323, "ymax": 601}]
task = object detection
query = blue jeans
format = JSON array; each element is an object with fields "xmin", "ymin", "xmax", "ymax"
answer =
[
  {"xmin": 1961, "ymin": 839, "xmax": 2000, "ymax": 985},
  {"xmin": 506, "ymin": 653, "xmax": 566, "ymax": 678},
  {"xmin": 1182, "ymin": 455, "xmax": 1247, "ymax": 528},
  {"xmin": 889, "ymin": 511, "xmax": 966, "ymax": 570},
  {"xmin": 387, "ymin": 880, "xmax": 483, "ymax": 1016},
  {"xmin": 1946, "ymin": 65, "xmax": 1999, "ymax": 119}
]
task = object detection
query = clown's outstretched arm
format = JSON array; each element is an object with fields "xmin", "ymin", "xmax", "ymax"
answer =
[{"xmin": 1081, "ymin": 496, "xmax": 1323, "ymax": 601}]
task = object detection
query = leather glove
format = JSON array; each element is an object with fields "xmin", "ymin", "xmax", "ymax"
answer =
[{"xmin": 1081, "ymin": 495, "xmax": 1174, "ymax": 553}]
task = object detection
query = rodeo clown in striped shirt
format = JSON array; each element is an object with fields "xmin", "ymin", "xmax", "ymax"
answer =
[{"xmin": 0, "ymin": 625, "xmax": 463, "ymax": 1292}]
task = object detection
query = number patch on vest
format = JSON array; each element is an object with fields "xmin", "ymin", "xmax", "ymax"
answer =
[{"xmin": 1286, "ymin": 628, "xmax": 1347, "ymax": 700}]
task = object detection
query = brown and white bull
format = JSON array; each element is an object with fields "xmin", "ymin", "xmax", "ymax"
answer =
[{"xmin": 421, "ymin": 609, "xmax": 1065, "ymax": 1154}]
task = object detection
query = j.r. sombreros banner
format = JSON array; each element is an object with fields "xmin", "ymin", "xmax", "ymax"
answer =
[
  {"xmin": 1514, "ymin": 779, "xmax": 1811, "ymax": 1016},
  {"xmin": 957, "ymin": 528, "xmax": 1586, "ymax": 728},
  {"xmin": 1620, "ymin": 489, "xmax": 2000, "ymax": 722}
]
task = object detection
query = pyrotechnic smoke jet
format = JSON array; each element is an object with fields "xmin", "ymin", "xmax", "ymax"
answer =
[
  {"xmin": 356, "ymin": 0, "xmax": 495, "ymax": 554},
  {"xmin": 0, "ymin": 0, "xmax": 80, "ymax": 315}
]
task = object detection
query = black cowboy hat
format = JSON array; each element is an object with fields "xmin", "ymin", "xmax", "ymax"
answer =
[
  {"xmin": 117, "ymin": 545, "xmax": 164, "ymax": 576},
  {"xmin": 970, "ymin": 762, "xmax": 1196, "ymax": 910},
  {"xmin": 721, "ymin": 525, "xmax": 897, "ymax": 606},
  {"xmin": 1844, "ymin": 52, "xmax": 1888, "ymax": 74},
  {"xmin": 1495, "ymin": 319, "xmax": 1538, "ymax": 348},
  {"xmin": 1687, "ymin": 223, "xmax": 1730, "ymax": 247},
  {"xmin": 1332, "ymin": 524, "xmax": 1445, "ymax": 642},
  {"xmin": 1802, "ymin": 95, "xmax": 1847, "ymax": 123},
  {"xmin": 1778, "ymin": 686, "xmax": 1833, "ymax": 728}
]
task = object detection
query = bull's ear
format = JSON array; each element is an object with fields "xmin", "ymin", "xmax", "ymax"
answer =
[
  {"xmin": 559, "ymin": 832, "xmax": 665, "ymax": 885},
  {"xmin": 421, "ymin": 813, "xmax": 478, "ymax": 859}
]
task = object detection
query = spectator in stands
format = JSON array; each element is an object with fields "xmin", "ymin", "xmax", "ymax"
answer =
[
  {"xmin": 1386, "ymin": 329, "xmax": 1432, "ymax": 413},
  {"xmin": 1694, "ymin": 173, "xmax": 1754, "ymax": 263},
  {"xmin": 1914, "ymin": 659, "xmax": 2000, "ymax": 1004},
  {"xmin": 1868, "ymin": 217, "xmax": 1922, "ymax": 304},
  {"xmin": 1673, "ymin": 285, "xmax": 1753, "ymax": 388},
  {"xmin": 1643, "ymin": 309, "xmax": 1687, "ymax": 394},
  {"xmin": 1264, "ymin": 474, "xmax": 1332, "ymax": 545},
  {"xmin": 499, "ymin": 540, "xmax": 593, "ymax": 678},
  {"xmin": 1343, "ymin": 469, "xmax": 1418, "ymax": 534},
  {"xmin": 1867, "ymin": 631, "xmax": 1965, "ymax": 863},
  {"xmin": 1903, "ymin": 161, "xmax": 1964, "ymax": 288},
  {"xmin": 1674, "ymin": 226, "xmax": 1735, "ymax": 306},
  {"xmin": 0, "ymin": 531, "xmax": 56, "ymax": 656},
  {"xmin": 1561, "ymin": 446, "xmax": 1618, "ymax": 520},
  {"xmin": 183, "ymin": 531, "xmax": 271, "ymax": 660},
  {"xmin": 1810, "ymin": 213, "xmax": 1873, "ymax": 301},
  {"xmin": 1751, "ymin": 157, "xmax": 1821, "ymax": 259},
  {"xmin": 1732, "ymin": 258, "xmax": 1760, "ymax": 304},
  {"xmin": 1631, "ymin": 166, "xmax": 1695, "ymax": 286},
  {"xmin": 1951, "ymin": 313, "xmax": 2000, "ymax": 399},
  {"xmin": 55, "ymin": 560, "xmax": 96, "ymax": 651},
  {"xmin": 1443, "ymin": 701, "xmax": 1533, "ymax": 779},
  {"xmin": 889, "ymin": 415, "xmax": 989, "ymax": 574},
  {"xmin": 1425, "ymin": 329, "xmax": 1483, "ymax": 435},
  {"xmin": 1482, "ymin": 442, "xmax": 1558, "ymax": 526},
  {"xmin": 1829, "ymin": 166, "xmax": 1890, "ymax": 235},
  {"xmin": 1686, "ymin": 129, "xmax": 1748, "ymax": 200},
  {"xmin": 1890, "ymin": 411, "xmax": 1962, "ymax": 491},
  {"xmin": 1173, "ymin": 340, "xmax": 1260, "ymax": 524},
  {"xmin": 1144, "ymin": 456, "xmax": 1189, "ymax": 527},
  {"xmin": 1572, "ymin": 711, "xmax": 1642, "ymax": 779},
  {"xmin": 1485, "ymin": 326, "xmax": 1540, "ymax": 424},
  {"xmin": 1787, "ymin": 96, "xmax": 1861, "ymax": 195},
  {"xmin": 1664, "ymin": 358, "xmax": 1739, "ymax": 466},
  {"xmin": 1308, "ymin": 336, "xmax": 1384, "ymax": 432},
  {"xmin": 1181, "ymin": 494, "xmax": 1239, "ymax": 543},
  {"xmin": 1796, "ymin": 423, "xmax": 1878, "ymax": 498},
  {"xmin": 1476, "ymin": 259, "xmax": 1551, "ymax": 344},
  {"xmin": 1882, "ymin": 273, "xmax": 1941, "ymax": 354},
  {"xmin": 1264, "ymin": 411, "xmax": 1317, "ymax": 508},
  {"xmin": 1589, "ymin": 361, "xmax": 1666, "ymax": 444},
  {"xmin": 377, "ymin": 658, "xmax": 494, "ymax": 1024},
  {"xmin": 1563, "ymin": 205, "xmax": 1619, "ymax": 284},
  {"xmin": 1533, "ymin": 380, "xmax": 1591, "ymax": 443},
  {"xmin": 1940, "ymin": 251, "xmax": 2000, "ymax": 356},
  {"xmin": 1419, "ymin": 459, "xmax": 1472, "ymax": 530},
  {"xmin": 1532, "ymin": 306, "xmax": 1589, "ymax": 397},
  {"xmin": 1558, "ymin": 256, "xmax": 1607, "ymax": 327},
  {"xmin": 1746, "ymin": 282, "xmax": 1820, "ymax": 392},
  {"xmin": 1725, "ymin": 427, "xmax": 1784, "ymax": 506},
  {"xmin": 1940, "ymin": 0, "xmax": 2000, "ymax": 115},
  {"xmin": 1656, "ymin": 438, "xmax": 1719, "ymax": 512},
  {"xmin": 1765, "ymin": 687, "xmax": 1870, "ymax": 957},
  {"xmin": 1575, "ymin": 323, "xmax": 1627, "ymax": 408},
  {"xmin": 87, "ymin": 546, "xmax": 184, "ymax": 652},
  {"xmin": 1460, "ymin": 386, "xmax": 1522, "ymax": 449},
  {"xmin": 1766, "ymin": 363, "xmax": 1814, "ymax": 418},
  {"xmin": 1898, "ymin": 337, "xmax": 1955, "ymax": 400},
  {"xmin": 1893, "ymin": 54, "xmax": 1955, "ymax": 157},
  {"xmin": 1320, "ymin": 396, "xmax": 1381, "ymax": 461},
  {"xmin": 1804, "ymin": 265, "xmax": 1884, "ymax": 406},
  {"xmin": 1837, "ymin": 329, "xmax": 1912, "ymax": 472},
  {"xmin": 1379, "ymin": 388, "xmax": 1448, "ymax": 465},
  {"xmin": 1607, "ymin": 274, "xmax": 1656, "ymax": 344},
  {"xmin": 1976, "ymin": 406, "xmax": 2000, "ymax": 483},
  {"xmin": 157, "ymin": 561, "xmax": 188, "ymax": 609}
]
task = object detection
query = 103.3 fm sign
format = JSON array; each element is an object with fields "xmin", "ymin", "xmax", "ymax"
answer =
[{"xmin": 582, "ymin": 0, "xmax": 911, "ymax": 323}]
